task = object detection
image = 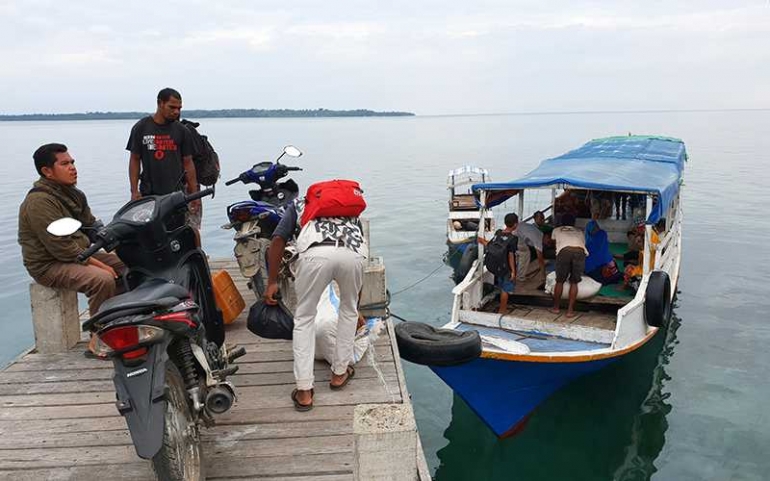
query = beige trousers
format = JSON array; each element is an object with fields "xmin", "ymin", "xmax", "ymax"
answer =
[
  {"xmin": 292, "ymin": 245, "xmax": 365, "ymax": 390},
  {"xmin": 36, "ymin": 252, "xmax": 125, "ymax": 316}
]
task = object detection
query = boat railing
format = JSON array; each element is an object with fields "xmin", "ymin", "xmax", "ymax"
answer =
[
  {"xmin": 450, "ymin": 260, "xmax": 484, "ymax": 324},
  {"xmin": 654, "ymin": 205, "xmax": 683, "ymax": 272}
]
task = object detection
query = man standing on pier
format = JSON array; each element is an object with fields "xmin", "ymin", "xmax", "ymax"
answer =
[
  {"xmin": 18, "ymin": 143, "xmax": 125, "ymax": 316},
  {"xmin": 126, "ymin": 88, "xmax": 201, "ymax": 241}
]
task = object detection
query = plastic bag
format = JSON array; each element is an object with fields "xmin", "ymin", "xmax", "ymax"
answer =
[{"xmin": 247, "ymin": 300, "xmax": 294, "ymax": 340}]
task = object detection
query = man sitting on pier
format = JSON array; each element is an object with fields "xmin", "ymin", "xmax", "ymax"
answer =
[{"xmin": 18, "ymin": 143, "xmax": 125, "ymax": 316}]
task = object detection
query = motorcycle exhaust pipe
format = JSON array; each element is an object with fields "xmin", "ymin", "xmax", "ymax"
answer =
[{"xmin": 205, "ymin": 384, "xmax": 235, "ymax": 414}]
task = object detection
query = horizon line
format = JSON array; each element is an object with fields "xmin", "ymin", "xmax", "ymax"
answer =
[{"xmin": 1, "ymin": 106, "xmax": 768, "ymax": 119}]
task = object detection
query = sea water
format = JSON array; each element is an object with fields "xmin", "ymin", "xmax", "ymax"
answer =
[{"xmin": 1, "ymin": 111, "xmax": 768, "ymax": 480}]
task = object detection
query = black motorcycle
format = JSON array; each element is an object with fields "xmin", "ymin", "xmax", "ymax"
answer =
[{"xmin": 49, "ymin": 187, "xmax": 244, "ymax": 480}]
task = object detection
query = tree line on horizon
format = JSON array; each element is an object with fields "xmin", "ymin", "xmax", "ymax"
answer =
[{"xmin": 0, "ymin": 108, "xmax": 415, "ymax": 121}]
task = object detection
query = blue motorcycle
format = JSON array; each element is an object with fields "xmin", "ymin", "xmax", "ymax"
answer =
[{"xmin": 222, "ymin": 146, "xmax": 303, "ymax": 297}]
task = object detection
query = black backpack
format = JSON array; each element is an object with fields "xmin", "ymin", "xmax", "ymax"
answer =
[
  {"xmin": 181, "ymin": 119, "xmax": 220, "ymax": 186},
  {"xmin": 484, "ymin": 230, "xmax": 517, "ymax": 277}
]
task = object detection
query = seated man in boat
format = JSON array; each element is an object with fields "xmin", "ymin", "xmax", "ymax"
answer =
[
  {"xmin": 514, "ymin": 220, "xmax": 545, "ymax": 283},
  {"xmin": 533, "ymin": 210, "xmax": 556, "ymax": 259},
  {"xmin": 18, "ymin": 143, "xmax": 125, "ymax": 316},
  {"xmin": 478, "ymin": 213, "xmax": 518, "ymax": 314},
  {"xmin": 549, "ymin": 214, "xmax": 588, "ymax": 318}
]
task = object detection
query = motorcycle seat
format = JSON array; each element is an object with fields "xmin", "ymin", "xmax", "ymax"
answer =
[{"xmin": 85, "ymin": 279, "xmax": 189, "ymax": 329}]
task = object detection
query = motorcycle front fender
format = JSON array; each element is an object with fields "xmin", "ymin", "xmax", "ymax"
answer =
[{"xmin": 112, "ymin": 340, "xmax": 170, "ymax": 459}]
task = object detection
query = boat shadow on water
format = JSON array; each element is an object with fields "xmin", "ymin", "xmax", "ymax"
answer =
[{"xmin": 434, "ymin": 305, "xmax": 683, "ymax": 481}]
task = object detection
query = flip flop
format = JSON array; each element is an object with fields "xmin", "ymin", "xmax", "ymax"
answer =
[
  {"xmin": 330, "ymin": 366, "xmax": 355, "ymax": 390},
  {"xmin": 291, "ymin": 388, "xmax": 314, "ymax": 412}
]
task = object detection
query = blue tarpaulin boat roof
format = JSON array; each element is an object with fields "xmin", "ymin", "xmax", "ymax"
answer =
[{"xmin": 472, "ymin": 135, "xmax": 687, "ymax": 223}]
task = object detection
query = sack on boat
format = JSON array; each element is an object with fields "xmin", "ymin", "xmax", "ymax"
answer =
[
  {"xmin": 300, "ymin": 180, "xmax": 366, "ymax": 227},
  {"xmin": 544, "ymin": 271, "xmax": 602, "ymax": 300},
  {"xmin": 247, "ymin": 300, "xmax": 294, "ymax": 340},
  {"xmin": 484, "ymin": 230, "xmax": 517, "ymax": 278},
  {"xmin": 181, "ymin": 119, "xmax": 221, "ymax": 186}
]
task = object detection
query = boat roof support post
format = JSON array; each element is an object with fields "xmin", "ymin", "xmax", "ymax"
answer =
[
  {"xmin": 643, "ymin": 194, "xmax": 653, "ymax": 276},
  {"xmin": 551, "ymin": 188, "xmax": 556, "ymax": 222},
  {"xmin": 478, "ymin": 190, "xmax": 487, "ymax": 264},
  {"xmin": 518, "ymin": 191, "xmax": 525, "ymax": 220}
]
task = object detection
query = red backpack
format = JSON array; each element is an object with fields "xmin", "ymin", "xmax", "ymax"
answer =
[{"xmin": 300, "ymin": 180, "xmax": 367, "ymax": 227}]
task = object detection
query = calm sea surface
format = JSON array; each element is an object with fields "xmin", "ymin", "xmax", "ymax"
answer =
[{"xmin": 1, "ymin": 112, "xmax": 768, "ymax": 480}]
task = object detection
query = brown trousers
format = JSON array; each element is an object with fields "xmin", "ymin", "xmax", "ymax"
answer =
[{"xmin": 36, "ymin": 253, "xmax": 126, "ymax": 316}]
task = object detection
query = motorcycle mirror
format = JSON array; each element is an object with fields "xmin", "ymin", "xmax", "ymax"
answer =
[
  {"xmin": 283, "ymin": 145, "xmax": 302, "ymax": 158},
  {"xmin": 47, "ymin": 217, "xmax": 82, "ymax": 237}
]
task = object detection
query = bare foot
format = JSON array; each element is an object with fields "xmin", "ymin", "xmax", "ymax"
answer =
[
  {"xmin": 565, "ymin": 311, "xmax": 577, "ymax": 319},
  {"xmin": 549, "ymin": 307, "xmax": 560, "ymax": 315}
]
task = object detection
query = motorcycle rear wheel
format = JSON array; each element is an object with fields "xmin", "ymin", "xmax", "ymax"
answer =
[{"xmin": 151, "ymin": 362, "xmax": 204, "ymax": 481}]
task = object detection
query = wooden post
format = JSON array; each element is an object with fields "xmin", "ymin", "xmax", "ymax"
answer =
[
  {"xmin": 354, "ymin": 403, "xmax": 418, "ymax": 481},
  {"xmin": 29, "ymin": 283, "xmax": 81, "ymax": 354}
]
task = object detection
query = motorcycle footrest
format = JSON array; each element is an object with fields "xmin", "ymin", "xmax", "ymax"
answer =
[
  {"xmin": 227, "ymin": 346, "xmax": 247, "ymax": 362},
  {"xmin": 212, "ymin": 365, "xmax": 239, "ymax": 379}
]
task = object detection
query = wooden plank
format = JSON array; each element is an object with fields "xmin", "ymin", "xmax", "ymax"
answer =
[
  {"xmin": 216, "ymin": 405, "xmax": 354, "ymax": 425},
  {"xmin": 0, "ymin": 403, "xmax": 118, "ymax": 420},
  {"xmin": 0, "ymin": 421, "xmax": 353, "ymax": 450},
  {"xmin": 0, "ymin": 357, "xmax": 395, "ymax": 385},
  {"xmin": 206, "ymin": 453, "xmax": 352, "ymax": 479},
  {"xmin": 0, "ymin": 436, "xmax": 352, "ymax": 469},
  {"xmin": 2, "ymin": 463, "xmax": 153, "ymax": 480},
  {"xmin": 0, "ymin": 380, "xmax": 113, "ymax": 395},
  {"xmin": 0, "ymin": 417, "xmax": 127, "ymax": 435},
  {"xmin": 0, "ymin": 377, "xmax": 399, "ymax": 409}
]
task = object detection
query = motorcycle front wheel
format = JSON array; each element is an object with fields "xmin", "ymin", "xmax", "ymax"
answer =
[{"xmin": 151, "ymin": 362, "xmax": 204, "ymax": 481}]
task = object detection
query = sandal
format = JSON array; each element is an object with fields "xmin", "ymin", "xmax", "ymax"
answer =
[
  {"xmin": 291, "ymin": 388, "xmax": 314, "ymax": 412},
  {"xmin": 330, "ymin": 366, "xmax": 355, "ymax": 390}
]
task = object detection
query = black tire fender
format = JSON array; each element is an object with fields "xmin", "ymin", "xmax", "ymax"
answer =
[
  {"xmin": 454, "ymin": 244, "xmax": 478, "ymax": 285},
  {"xmin": 395, "ymin": 322, "xmax": 481, "ymax": 366},
  {"xmin": 644, "ymin": 271, "xmax": 672, "ymax": 328}
]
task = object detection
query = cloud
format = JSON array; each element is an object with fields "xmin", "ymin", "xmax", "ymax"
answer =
[
  {"xmin": 0, "ymin": 0, "xmax": 768, "ymax": 113},
  {"xmin": 183, "ymin": 28, "xmax": 274, "ymax": 50}
]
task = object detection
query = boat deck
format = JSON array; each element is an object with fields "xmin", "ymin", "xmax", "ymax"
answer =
[{"xmin": 0, "ymin": 259, "xmax": 428, "ymax": 480}]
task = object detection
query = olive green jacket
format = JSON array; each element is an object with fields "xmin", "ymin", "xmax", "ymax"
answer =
[{"xmin": 18, "ymin": 178, "xmax": 96, "ymax": 279}]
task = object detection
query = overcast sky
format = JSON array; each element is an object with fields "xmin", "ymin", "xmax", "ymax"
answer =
[{"xmin": 1, "ymin": 0, "xmax": 768, "ymax": 115}]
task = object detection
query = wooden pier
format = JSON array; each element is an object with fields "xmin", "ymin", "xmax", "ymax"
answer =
[{"xmin": 0, "ymin": 260, "xmax": 429, "ymax": 480}]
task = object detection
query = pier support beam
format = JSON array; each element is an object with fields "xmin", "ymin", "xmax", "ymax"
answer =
[
  {"xmin": 353, "ymin": 403, "xmax": 418, "ymax": 481},
  {"xmin": 29, "ymin": 283, "xmax": 80, "ymax": 354}
]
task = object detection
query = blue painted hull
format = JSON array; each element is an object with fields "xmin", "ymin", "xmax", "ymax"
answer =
[{"xmin": 431, "ymin": 356, "xmax": 617, "ymax": 437}]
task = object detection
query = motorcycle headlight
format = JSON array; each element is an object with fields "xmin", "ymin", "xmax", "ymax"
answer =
[{"xmin": 120, "ymin": 200, "xmax": 156, "ymax": 223}]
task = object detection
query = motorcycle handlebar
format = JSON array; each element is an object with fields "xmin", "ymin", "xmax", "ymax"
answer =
[
  {"xmin": 286, "ymin": 166, "xmax": 302, "ymax": 171},
  {"xmin": 185, "ymin": 187, "xmax": 215, "ymax": 203},
  {"xmin": 77, "ymin": 239, "xmax": 105, "ymax": 262},
  {"xmin": 225, "ymin": 178, "xmax": 239, "ymax": 186}
]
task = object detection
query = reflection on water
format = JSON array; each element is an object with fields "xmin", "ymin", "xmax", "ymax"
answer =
[{"xmin": 435, "ymin": 306, "xmax": 683, "ymax": 481}]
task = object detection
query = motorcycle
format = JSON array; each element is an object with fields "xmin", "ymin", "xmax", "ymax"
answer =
[
  {"xmin": 48, "ymin": 187, "xmax": 244, "ymax": 481},
  {"xmin": 222, "ymin": 145, "xmax": 303, "ymax": 298}
]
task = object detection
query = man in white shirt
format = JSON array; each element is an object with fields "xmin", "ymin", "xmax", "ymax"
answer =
[{"xmin": 549, "ymin": 214, "xmax": 588, "ymax": 318}]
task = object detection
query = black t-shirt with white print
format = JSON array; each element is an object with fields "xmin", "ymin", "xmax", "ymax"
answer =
[{"xmin": 126, "ymin": 116, "xmax": 195, "ymax": 195}]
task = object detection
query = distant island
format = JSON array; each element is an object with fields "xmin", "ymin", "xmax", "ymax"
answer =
[{"xmin": 0, "ymin": 108, "xmax": 415, "ymax": 121}]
